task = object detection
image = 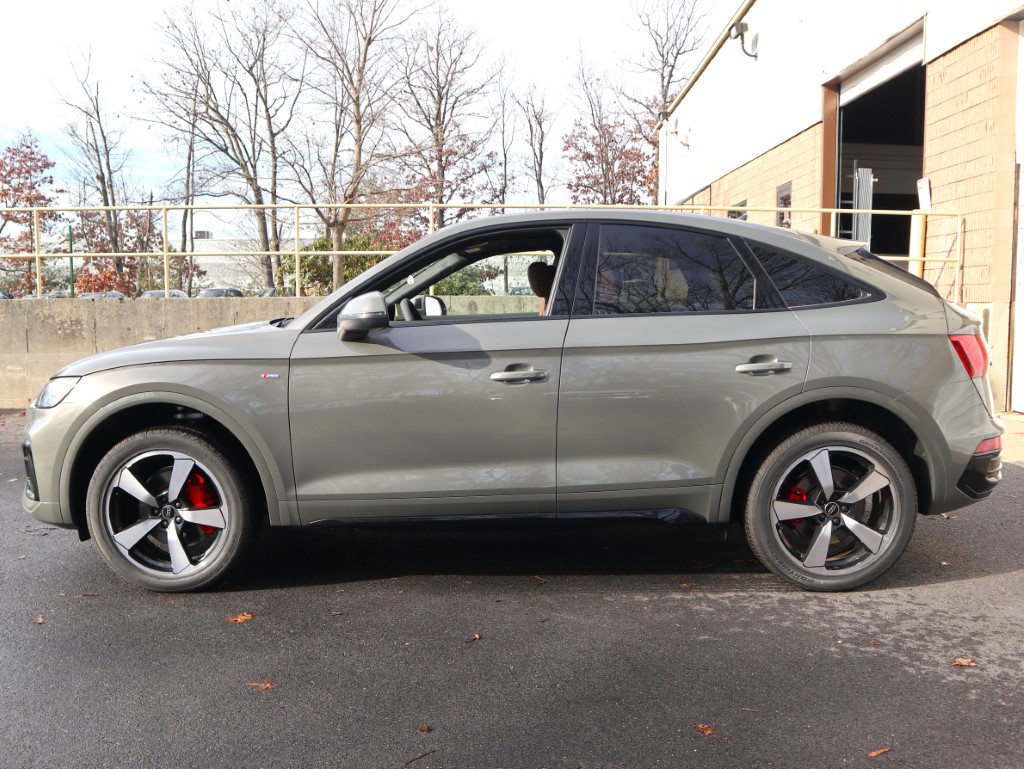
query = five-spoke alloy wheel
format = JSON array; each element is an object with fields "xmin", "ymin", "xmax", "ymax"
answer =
[
  {"xmin": 745, "ymin": 422, "xmax": 917, "ymax": 591},
  {"xmin": 86, "ymin": 429, "xmax": 257, "ymax": 591}
]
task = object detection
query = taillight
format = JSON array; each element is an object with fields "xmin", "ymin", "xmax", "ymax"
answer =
[
  {"xmin": 949, "ymin": 334, "xmax": 989, "ymax": 379},
  {"xmin": 975, "ymin": 436, "xmax": 1001, "ymax": 454}
]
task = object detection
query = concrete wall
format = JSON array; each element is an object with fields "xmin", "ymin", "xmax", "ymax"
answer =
[
  {"xmin": 0, "ymin": 294, "xmax": 545, "ymax": 408},
  {"xmin": 0, "ymin": 298, "xmax": 320, "ymax": 408}
]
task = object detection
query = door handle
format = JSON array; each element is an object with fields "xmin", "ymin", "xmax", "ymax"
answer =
[
  {"xmin": 490, "ymin": 365, "xmax": 548, "ymax": 384},
  {"xmin": 735, "ymin": 357, "xmax": 793, "ymax": 376}
]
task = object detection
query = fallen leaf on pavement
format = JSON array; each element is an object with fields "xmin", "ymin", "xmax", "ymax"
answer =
[
  {"xmin": 953, "ymin": 657, "xmax": 977, "ymax": 667},
  {"xmin": 417, "ymin": 724, "xmax": 433, "ymax": 733},
  {"xmin": 870, "ymin": 639, "xmax": 879, "ymax": 646},
  {"xmin": 17, "ymin": 555, "xmax": 26, "ymax": 561},
  {"xmin": 939, "ymin": 513, "xmax": 958, "ymax": 519},
  {"xmin": 33, "ymin": 614, "xmax": 45, "ymax": 625},
  {"xmin": 246, "ymin": 679, "xmax": 274, "ymax": 691},
  {"xmin": 532, "ymin": 575, "xmax": 548, "ymax": 583},
  {"xmin": 227, "ymin": 612, "xmax": 255, "ymax": 624},
  {"xmin": 695, "ymin": 723, "xmax": 718, "ymax": 737},
  {"xmin": 465, "ymin": 632, "xmax": 482, "ymax": 643},
  {"xmin": 8, "ymin": 477, "xmax": 18, "ymax": 482},
  {"xmin": 939, "ymin": 561, "xmax": 950, "ymax": 567},
  {"xmin": 741, "ymin": 707, "xmax": 760, "ymax": 712},
  {"xmin": 678, "ymin": 583, "xmax": 692, "ymax": 589},
  {"xmin": 868, "ymin": 747, "xmax": 892, "ymax": 758}
]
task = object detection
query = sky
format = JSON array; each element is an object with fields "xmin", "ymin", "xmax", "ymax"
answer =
[{"xmin": 1, "ymin": 0, "xmax": 732, "ymax": 206}]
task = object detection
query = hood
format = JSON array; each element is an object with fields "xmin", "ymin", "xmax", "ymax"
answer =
[{"xmin": 55, "ymin": 320, "xmax": 300, "ymax": 378}]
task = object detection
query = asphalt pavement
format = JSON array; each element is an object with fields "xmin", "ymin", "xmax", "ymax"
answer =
[{"xmin": 1, "ymin": 409, "xmax": 1022, "ymax": 769}]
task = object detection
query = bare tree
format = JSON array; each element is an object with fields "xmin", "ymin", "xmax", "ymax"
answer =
[
  {"xmin": 63, "ymin": 59, "xmax": 129, "ymax": 261},
  {"xmin": 290, "ymin": 0, "xmax": 415, "ymax": 288},
  {"xmin": 516, "ymin": 86, "xmax": 555, "ymax": 205},
  {"xmin": 145, "ymin": 0, "xmax": 305, "ymax": 287},
  {"xmin": 393, "ymin": 11, "xmax": 497, "ymax": 229},
  {"xmin": 631, "ymin": 0, "xmax": 705, "ymax": 114},
  {"xmin": 484, "ymin": 76, "xmax": 518, "ymax": 212}
]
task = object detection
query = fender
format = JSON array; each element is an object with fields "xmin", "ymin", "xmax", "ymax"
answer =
[
  {"xmin": 57, "ymin": 385, "xmax": 298, "ymax": 527},
  {"xmin": 715, "ymin": 385, "xmax": 948, "ymax": 522}
]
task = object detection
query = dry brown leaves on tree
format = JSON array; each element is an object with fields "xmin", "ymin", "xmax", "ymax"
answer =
[{"xmin": 227, "ymin": 612, "xmax": 254, "ymax": 624}]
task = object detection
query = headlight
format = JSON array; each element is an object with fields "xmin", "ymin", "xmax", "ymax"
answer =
[{"xmin": 35, "ymin": 377, "xmax": 81, "ymax": 408}]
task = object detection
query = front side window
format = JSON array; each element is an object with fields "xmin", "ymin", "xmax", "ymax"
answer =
[{"xmin": 591, "ymin": 224, "xmax": 757, "ymax": 315}]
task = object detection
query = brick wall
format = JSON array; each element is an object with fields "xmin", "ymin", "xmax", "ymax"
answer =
[
  {"xmin": 923, "ymin": 22, "xmax": 1018, "ymax": 304},
  {"xmin": 679, "ymin": 124, "xmax": 824, "ymax": 234}
]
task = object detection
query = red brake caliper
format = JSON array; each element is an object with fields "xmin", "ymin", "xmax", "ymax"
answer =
[
  {"xmin": 786, "ymin": 486, "xmax": 807, "ymax": 524},
  {"xmin": 184, "ymin": 473, "xmax": 219, "ymax": 535}
]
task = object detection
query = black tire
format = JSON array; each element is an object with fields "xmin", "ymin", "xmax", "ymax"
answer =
[
  {"xmin": 86, "ymin": 428, "xmax": 258, "ymax": 592},
  {"xmin": 744, "ymin": 422, "xmax": 917, "ymax": 591}
]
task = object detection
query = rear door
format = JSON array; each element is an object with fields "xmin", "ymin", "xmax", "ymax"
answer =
[{"xmin": 556, "ymin": 221, "xmax": 811, "ymax": 520}]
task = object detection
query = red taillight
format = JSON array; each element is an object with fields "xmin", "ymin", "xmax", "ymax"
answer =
[
  {"xmin": 975, "ymin": 436, "xmax": 1001, "ymax": 454},
  {"xmin": 950, "ymin": 334, "xmax": 989, "ymax": 379}
]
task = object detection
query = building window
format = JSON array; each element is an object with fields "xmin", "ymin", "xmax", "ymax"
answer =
[
  {"xmin": 728, "ymin": 200, "xmax": 748, "ymax": 221},
  {"xmin": 776, "ymin": 183, "xmax": 792, "ymax": 229}
]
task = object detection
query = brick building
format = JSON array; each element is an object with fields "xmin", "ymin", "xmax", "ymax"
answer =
[{"xmin": 659, "ymin": 0, "xmax": 1024, "ymax": 410}]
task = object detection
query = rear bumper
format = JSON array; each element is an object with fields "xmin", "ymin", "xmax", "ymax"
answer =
[{"xmin": 956, "ymin": 450, "xmax": 1002, "ymax": 500}]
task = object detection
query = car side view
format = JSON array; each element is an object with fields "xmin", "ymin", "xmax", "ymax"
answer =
[{"xmin": 22, "ymin": 210, "xmax": 1003, "ymax": 591}]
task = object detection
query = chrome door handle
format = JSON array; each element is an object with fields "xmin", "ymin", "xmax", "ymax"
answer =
[
  {"xmin": 490, "ymin": 366, "xmax": 548, "ymax": 384},
  {"xmin": 735, "ymin": 360, "xmax": 793, "ymax": 376}
]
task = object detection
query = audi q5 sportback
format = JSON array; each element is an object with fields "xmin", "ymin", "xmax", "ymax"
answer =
[{"xmin": 22, "ymin": 211, "xmax": 1002, "ymax": 591}]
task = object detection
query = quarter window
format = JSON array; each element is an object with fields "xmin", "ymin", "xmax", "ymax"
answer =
[
  {"xmin": 592, "ymin": 225, "xmax": 757, "ymax": 314},
  {"xmin": 749, "ymin": 244, "xmax": 866, "ymax": 307}
]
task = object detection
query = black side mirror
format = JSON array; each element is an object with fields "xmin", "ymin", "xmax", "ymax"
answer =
[{"xmin": 337, "ymin": 291, "xmax": 389, "ymax": 341}]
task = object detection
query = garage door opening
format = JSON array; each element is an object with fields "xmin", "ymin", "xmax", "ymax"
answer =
[{"xmin": 837, "ymin": 64, "xmax": 925, "ymax": 258}]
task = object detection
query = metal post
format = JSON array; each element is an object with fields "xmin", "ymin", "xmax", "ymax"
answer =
[
  {"xmin": 33, "ymin": 209, "xmax": 42, "ymax": 297},
  {"xmin": 162, "ymin": 208, "xmax": 171, "ymax": 298},
  {"xmin": 68, "ymin": 225, "xmax": 75, "ymax": 297},
  {"xmin": 428, "ymin": 205, "xmax": 435, "ymax": 234},
  {"xmin": 908, "ymin": 211, "xmax": 926, "ymax": 278},
  {"xmin": 829, "ymin": 210, "xmax": 838, "ymax": 238},
  {"xmin": 294, "ymin": 205, "xmax": 302, "ymax": 297}
]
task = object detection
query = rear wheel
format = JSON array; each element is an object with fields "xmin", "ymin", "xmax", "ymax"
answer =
[
  {"xmin": 744, "ymin": 422, "xmax": 916, "ymax": 591},
  {"xmin": 86, "ymin": 428, "xmax": 257, "ymax": 591}
]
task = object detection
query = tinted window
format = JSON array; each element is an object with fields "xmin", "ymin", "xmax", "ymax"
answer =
[
  {"xmin": 750, "ymin": 244, "xmax": 866, "ymax": 307},
  {"xmin": 593, "ymin": 225, "xmax": 756, "ymax": 315}
]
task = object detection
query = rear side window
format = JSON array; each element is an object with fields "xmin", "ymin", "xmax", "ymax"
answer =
[
  {"xmin": 593, "ymin": 224, "xmax": 756, "ymax": 314},
  {"xmin": 749, "ymin": 244, "xmax": 866, "ymax": 307}
]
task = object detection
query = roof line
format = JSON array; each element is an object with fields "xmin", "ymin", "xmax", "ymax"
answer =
[{"xmin": 658, "ymin": 0, "xmax": 758, "ymax": 127}]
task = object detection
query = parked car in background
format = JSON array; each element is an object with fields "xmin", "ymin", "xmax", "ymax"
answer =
[
  {"xmin": 197, "ymin": 287, "xmax": 245, "ymax": 298},
  {"xmin": 140, "ymin": 289, "xmax": 190, "ymax": 299},
  {"xmin": 0, "ymin": 288, "xmax": 12, "ymax": 299},
  {"xmin": 259, "ymin": 286, "xmax": 295, "ymax": 297},
  {"xmin": 21, "ymin": 211, "xmax": 1002, "ymax": 593},
  {"xmin": 78, "ymin": 291, "xmax": 128, "ymax": 300}
]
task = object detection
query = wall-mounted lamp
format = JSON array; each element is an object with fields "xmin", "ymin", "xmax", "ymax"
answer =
[{"xmin": 729, "ymin": 21, "xmax": 759, "ymax": 60}]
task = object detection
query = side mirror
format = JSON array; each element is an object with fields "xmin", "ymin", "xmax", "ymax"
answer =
[
  {"xmin": 337, "ymin": 291, "xmax": 389, "ymax": 341},
  {"xmin": 413, "ymin": 294, "xmax": 447, "ymax": 317}
]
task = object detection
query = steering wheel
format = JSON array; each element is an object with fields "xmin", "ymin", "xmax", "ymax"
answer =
[{"xmin": 399, "ymin": 298, "xmax": 422, "ymax": 322}]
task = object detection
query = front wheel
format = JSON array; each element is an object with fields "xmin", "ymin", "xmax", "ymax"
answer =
[
  {"xmin": 744, "ymin": 423, "xmax": 917, "ymax": 591},
  {"xmin": 86, "ymin": 428, "xmax": 258, "ymax": 592}
]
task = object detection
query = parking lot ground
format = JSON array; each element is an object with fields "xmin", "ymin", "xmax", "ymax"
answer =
[{"xmin": 1, "ymin": 409, "xmax": 1022, "ymax": 769}]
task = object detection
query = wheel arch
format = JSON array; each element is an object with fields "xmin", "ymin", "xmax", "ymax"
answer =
[
  {"xmin": 62, "ymin": 393, "xmax": 292, "ymax": 540},
  {"xmin": 718, "ymin": 388, "xmax": 944, "ymax": 523}
]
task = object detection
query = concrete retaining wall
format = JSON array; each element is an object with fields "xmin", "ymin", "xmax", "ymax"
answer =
[
  {"xmin": 0, "ymin": 298, "xmax": 320, "ymax": 408},
  {"xmin": 0, "ymin": 294, "xmax": 544, "ymax": 408}
]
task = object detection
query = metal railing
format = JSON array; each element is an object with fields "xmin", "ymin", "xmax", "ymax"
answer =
[{"xmin": 0, "ymin": 202, "xmax": 966, "ymax": 301}]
